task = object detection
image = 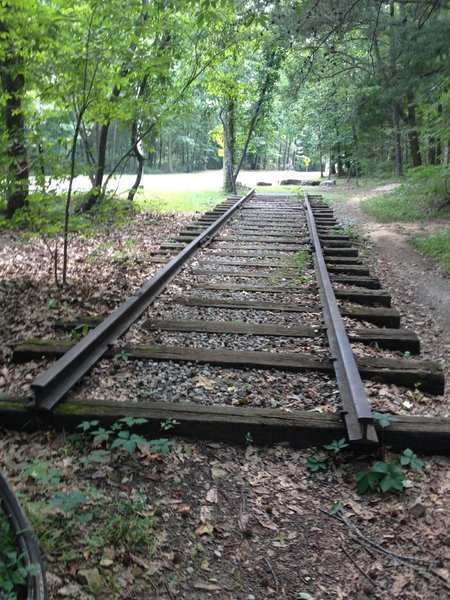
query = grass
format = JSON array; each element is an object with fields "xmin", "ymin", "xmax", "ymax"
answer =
[
  {"xmin": 413, "ymin": 230, "xmax": 450, "ymax": 273},
  {"xmin": 135, "ymin": 189, "xmax": 225, "ymax": 213},
  {"xmin": 360, "ymin": 166, "xmax": 450, "ymax": 222}
]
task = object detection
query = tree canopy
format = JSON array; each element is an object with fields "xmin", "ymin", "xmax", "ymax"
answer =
[{"xmin": 1, "ymin": 0, "xmax": 449, "ymax": 214}]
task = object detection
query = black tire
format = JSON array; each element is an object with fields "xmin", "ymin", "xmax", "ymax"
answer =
[{"xmin": 0, "ymin": 471, "xmax": 48, "ymax": 599}]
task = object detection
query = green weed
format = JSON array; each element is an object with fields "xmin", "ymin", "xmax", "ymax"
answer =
[{"xmin": 413, "ymin": 229, "xmax": 450, "ymax": 273}]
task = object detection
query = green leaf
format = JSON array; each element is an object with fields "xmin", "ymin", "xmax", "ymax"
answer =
[
  {"xmin": 118, "ymin": 416, "xmax": 148, "ymax": 428},
  {"xmin": 306, "ymin": 456, "xmax": 327, "ymax": 472},
  {"xmin": 77, "ymin": 419, "xmax": 99, "ymax": 432},
  {"xmin": 48, "ymin": 298, "xmax": 59, "ymax": 309},
  {"xmin": 323, "ymin": 438, "xmax": 349, "ymax": 454},
  {"xmin": 400, "ymin": 448, "xmax": 425, "ymax": 472},
  {"xmin": 373, "ymin": 412, "xmax": 398, "ymax": 428},
  {"xmin": 356, "ymin": 469, "xmax": 381, "ymax": 494}
]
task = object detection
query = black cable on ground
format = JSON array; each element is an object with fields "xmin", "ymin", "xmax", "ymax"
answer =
[{"xmin": 0, "ymin": 470, "xmax": 47, "ymax": 599}]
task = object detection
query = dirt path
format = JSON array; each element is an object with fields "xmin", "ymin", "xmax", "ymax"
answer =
[{"xmin": 332, "ymin": 184, "xmax": 450, "ymax": 406}]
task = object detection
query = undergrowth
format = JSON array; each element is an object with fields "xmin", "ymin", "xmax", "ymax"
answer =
[
  {"xmin": 361, "ymin": 166, "xmax": 450, "ymax": 222},
  {"xmin": 413, "ymin": 229, "xmax": 450, "ymax": 273}
]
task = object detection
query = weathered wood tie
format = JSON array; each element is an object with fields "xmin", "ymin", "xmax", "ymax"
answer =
[{"xmin": 13, "ymin": 340, "xmax": 444, "ymax": 394}]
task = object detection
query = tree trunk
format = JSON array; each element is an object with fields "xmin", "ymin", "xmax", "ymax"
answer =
[
  {"xmin": 128, "ymin": 75, "xmax": 150, "ymax": 202},
  {"xmin": 167, "ymin": 134, "xmax": 173, "ymax": 173},
  {"xmin": 0, "ymin": 38, "xmax": 29, "ymax": 218},
  {"xmin": 127, "ymin": 121, "xmax": 145, "ymax": 202},
  {"xmin": 406, "ymin": 92, "xmax": 421, "ymax": 167},
  {"xmin": 318, "ymin": 127, "xmax": 324, "ymax": 178},
  {"xmin": 221, "ymin": 101, "xmax": 236, "ymax": 194},
  {"xmin": 391, "ymin": 101, "xmax": 403, "ymax": 177}
]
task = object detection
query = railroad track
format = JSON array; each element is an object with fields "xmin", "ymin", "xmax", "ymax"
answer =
[{"xmin": 2, "ymin": 191, "xmax": 448, "ymax": 453}]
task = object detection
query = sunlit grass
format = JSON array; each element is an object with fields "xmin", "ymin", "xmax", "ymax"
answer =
[
  {"xmin": 134, "ymin": 189, "xmax": 225, "ymax": 213},
  {"xmin": 413, "ymin": 230, "xmax": 450, "ymax": 273}
]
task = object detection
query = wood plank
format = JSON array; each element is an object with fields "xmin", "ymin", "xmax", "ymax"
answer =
[
  {"xmin": 209, "ymin": 244, "xmax": 307, "ymax": 252},
  {"xmin": 192, "ymin": 270, "xmax": 301, "ymax": 279},
  {"xmin": 14, "ymin": 340, "xmax": 444, "ymax": 393},
  {"xmin": 326, "ymin": 257, "xmax": 362, "ymax": 265},
  {"xmin": 335, "ymin": 288, "xmax": 391, "ymax": 306},
  {"xmin": 174, "ymin": 296, "xmax": 319, "ymax": 312},
  {"xmin": 56, "ymin": 306, "xmax": 402, "ymax": 334},
  {"xmin": 1, "ymin": 396, "xmax": 448, "ymax": 455},
  {"xmin": 349, "ymin": 328, "xmax": 420, "ymax": 353},
  {"xmin": 197, "ymin": 260, "xmax": 298, "ymax": 268},
  {"xmin": 175, "ymin": 297, "xmax": 399, "ymax": 326},
  {"xmin": 214, "ymin": 236, "xmax": 306, "ymax": 244},
  {"xmin": 332, "ymin": 275, "xmax": 381, "ymax": 289},
  {"xmin": 200, "ymin": 250, "xmax": 305, "ymax": 258},
  {"xmin": 323, "ymin": 247, "xmax": 358, "ymax": 257},
  {"xmin": 143, "ymin": 318, "xmax": 320, "ymax": 337},
  {"xmin": 328, "ymin": 265, "xmax": 370, "ymax": 275},
  {"xmin": 194, "ymin": 283, "xmax": 311, "ymax": 292},
  {"xmin": 340, "ymin": 306, "xmax": 400, "ymax": 327}
]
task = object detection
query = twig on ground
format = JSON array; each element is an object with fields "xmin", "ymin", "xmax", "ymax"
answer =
[
  {"xmin": 340, "ymin": 544, "xmax": 376, "ymax": 587},
  {"xmin": 264, "ymin": 557, "xmax": 279, "ymax": 592},
  {"xmin": 320, "ymin": 508, "xmax": 450, "ymax": 593}
]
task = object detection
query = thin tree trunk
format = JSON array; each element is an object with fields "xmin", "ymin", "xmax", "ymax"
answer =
[
  {"xmin": 221, "ymin": 101, "xmax": 236, "ymax": 194},
  {"xmin": 406, "ymin": 92, "xmax": 421, "ymax": 167},
  {"xmin": 167, "ymin": 134, "xmax": 173, "ymax": 173},
  {"xmin": 391, "ymin": 101, "xmax": 403, "ymax": 177},
  {"xmin": 0, "ymin": 22, "xmax": 29, "ymax": 218},
  {"xmin": 128, "ymin": 75, "xmax": 150, "ymax": 202}
]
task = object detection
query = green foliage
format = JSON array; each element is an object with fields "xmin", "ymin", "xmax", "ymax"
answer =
[
  {"xmin": 400, "ymin": 448, "xmax": 425, "ymax": 472},
  {"xmin": 414, "ymin": 229, "xmax": 450, "ymax": 273},
  {"xmin": 357, "ymin": 449, "xmax": 425, "ymax": 495},
  {"xmin": 372, "ymin": 412, "xmax": 398, "ymax": 429},
  {"xmin": 48, "ymin": 298, "xmax": 60, "ymax": 310},
  {"xmin": 297, "ymin": 593, "xmax": 316, "ymax": 600},
  {"xmin": 287, "ymin": 250, "xmax": 311, "ymax": 273},
  {"xmin": 160, "ymin": 417, "xmax": 180, "ymax": 431},
  {"xmin": 330, "ymin": 500, "xmax": 344, "ymax": 514},
  {"xmin": 0, "ymin": 516, "xmax": 40, "ymax": 596},
  {"xmin": 76, "ymin": 417, "xmax": 174, "ymax": 456},
  {"xmin": 244, "ymin": 432, "xmax": 254, "ymax": 446},
  {"xmin": 356, "ymin": 461, "xmax": 405, "ymax": 495},
  {"xmin": 23, "ymin": 461, "xmax": 64, "ymax": 486},
  {"xmin": 306, "ymin": 456, "xmax": 327, "ymax": 472},
  {"xmin": 70, "ymin": 323, "xmax": 91, "ymax": 339},
  {"xmin": 362, "ymin": 167, "xmax": 450, "ymax": 223},
  {"xmin": 47, "ymin": 490, "xmax": 89, "ymax": 512},
  {"xmin": 114, "ymin": 350, "xmax": 129, "ymax": 362},
  {"xmin": 103, "ymin": 489, "xmax": 156, "ymax": 556},
  {"xmin": 323, "ymin": 438, "xmax": 349, "ymax": 455}
]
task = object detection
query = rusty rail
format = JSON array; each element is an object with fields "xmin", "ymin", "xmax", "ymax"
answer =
[
  {"xmin": 30, "ymin": 190, "xmax": 255, "ymax": 411},
  {"xmin": 304, "ymin": 193, "xmax": 377, "ymax": 443}
]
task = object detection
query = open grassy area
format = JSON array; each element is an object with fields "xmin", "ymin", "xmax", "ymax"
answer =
[
  {"xmin": 413, "ymin": 229, "xmax": 450, "ymax": 274},
  {"xmin": 135, "ymin": 189, "xmax": 226, "ymax": 213}
]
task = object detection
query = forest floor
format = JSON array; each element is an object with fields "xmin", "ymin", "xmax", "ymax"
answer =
[{"xmin": 0, "ymin": 179, "xmax": 449, "ymax": 600}]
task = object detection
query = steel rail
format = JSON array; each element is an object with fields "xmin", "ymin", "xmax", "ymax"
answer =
[
  {"xmin": 304, "ymin": 194, "xmax": 377, "ymax": 443},
  {"xmin": 30, "ymin": 190, "xmax": 255, "ymax": 411},
  {"xmin": 0, "ymin": 471, "xmax": 48, "ymax": 598}
]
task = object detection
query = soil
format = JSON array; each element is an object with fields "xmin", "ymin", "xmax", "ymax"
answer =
[
  {"xmin": 0, "ymin": 179, "xmax": 449, "ymax": 599},
  {"xmin": 331, "ymin": 184, "xmax": 450, "ymax": 412}
]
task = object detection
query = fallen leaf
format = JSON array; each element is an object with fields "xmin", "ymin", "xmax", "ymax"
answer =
[
  {"xmin": 195, "ymin": 523, "xmax": 214, "ymax": 536},
  {"xmin": 193, "ymin": 582, "xmax": 221, "ymax": 591},
  {"xmin": 195, "ymin": 375, "xmax": 216, "ymax": 389},
  {"xmin": 206, "ymin": 488, "xmax": 218, "ymax": 503}
]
